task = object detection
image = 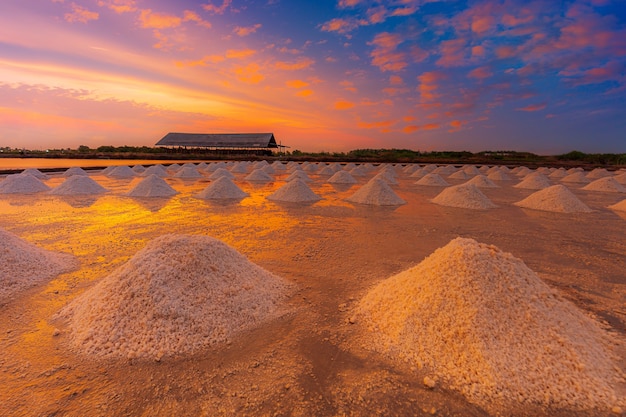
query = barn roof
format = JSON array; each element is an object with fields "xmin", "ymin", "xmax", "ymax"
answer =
[{"xmin": 155, "ymin": 133, "xmax": 279, "ymax": 148}]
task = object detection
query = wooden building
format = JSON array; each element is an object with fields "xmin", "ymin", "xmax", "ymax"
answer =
[{"xmin": 155, "ymin": 133, "xmax": 285, "ymax": 156}]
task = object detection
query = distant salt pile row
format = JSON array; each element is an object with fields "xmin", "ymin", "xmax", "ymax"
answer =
[
  {"xmin": 431, "ymin": 184, "xmax": 496, "ymax": 210},
  {"xmin": 127, "ymin": 175, "xmax": 178, "ymax": 198},
  {"xmin": 346, "ymin": 177, "xmax": 406, "ymax": 206},
  {"xmin": 0, "ymin": 227, "xmax": 78, "ymax": 303},
  {"xmin": 56, "ymin": 234, "xmax": 293, "ymax": 360},
  {"xmin": 196, "ymin": 177, "xmax": 248, "ymax": 200},
  {"xmin": 267, "ymin": 178, "xmax": 321, "ymax": 203},
  {"xmin": 357, "ymin": 237, "xmax": 624, "ymax": 412},
  {"xmin": 514, "ymin": 185, "xmax": 592, "ymax": 213}
]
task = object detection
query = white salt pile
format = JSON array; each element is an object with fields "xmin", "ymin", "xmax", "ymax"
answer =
[
  {"xmin": 464, "ymin": 175, "xmax": 498, "ymax": 189},
  {"xmin": 328, "ymin": 170, "xmax": 357, "ymax": 184},
  {"xmin": 409, "ymin": 168, "xmax": 426, "ymax": 179},
  {"xmin": 357, "ymin": 237, "xmax": 624, "ymax": 412},
  {"xmin": 549, "ymin": 168, "xmax": 567, "ymax": 179},
  {"xmin": 0, "ymin": 174, "xmax": 51, "ymax": 194},
  {"xmin": 587, "ymin": 168, "xmax": 611, "ymax": 179},
  {"xmin": 167, "ymin": 163, "xmax": 181, "ymax": 173},
  {"xmin": 107, "ymin": 166, "xmax": 136, "ymax": 179},
  {"xmin": 21, "ymin": 168, "xmax": 48, "ymax": 180},
  {"xmin": 487, "ymin": 170, "xmax": 513, "ymax": 181},
  {"xmin": 462, "ymin": 165, "xmax": 481, "ymax": 176},
  {"xmin": 230, "ymin": 163, "xmax": 249, "ymax": 174},
  {"xmin": 448, "ymin": 170, "xmax": 470, "ymax": 180},
  {"xmin": 582, "ymin": 177, "xmax": 626, "ymax": 193},
  {"xmin": 49, "ymin": 175, "xmax": 108, "ymax": 195},
  {"xmin": 349, "ymin": 166, "xmax": 367, "ymax": 177},
  {"xmin": 244, "ymin": 169, "xmax": 273, "ymax": 183},
  {"xmin": 431, "ymin": 184, "xmax": 496, "ymax": 210},
  {"xmin": 608, "ymin": 199, "xmax": 626, "ymax": 212},
  {"xmin": 415, "ymin": 173, "xmax": 449, "ymax": 187},
  {"xmin": 141, "ymin": 165, "xmax": 168, "ymax": 177},
  {"xmin": 374, "ymin": 170, "xmax": 398, "ymax": 185},
  {"xmin": 209, "ymin": 168, "xmax": 235, "ymax": 180},
  {"xmin": 514, "ymin": 185, "xmax": 592, "ymax": 213},
  {"xmin": 173, "ymin": 166, "xmax": 202, "ymax": 179},
  {"xmin": 267, "ymin": 179, "xmax": 321, "ymax": 203},
  {"xmin": 513, "ymin": 172, "xmax": 551, "ymax": 190},
  {"xmin": 614, "ymin": 172, "xmax": 626, "ymax": 185},
  {"xmin": 127, "ymin": 175, "xmax": 178, "ymax": 198},
  {"xmin": 196, "ymin": 176, "xmax": 248, "ymax": 200},
  {"xmin": 132, "ymin": 165, "xmax": 145, "ymax": 173},
  {"xmin": 285, "ymin": 170, "xmax": 312, "ymax": 182},
  {"xmin": 345, "ymin": 177, "xmax": 406, "ymax": 206},
  {"xmin": 561, "ymin": 172, "xmax": 590, "ymax": 184},
  {"xmin": 55, "ymin": 234, "xmax": 293, "ymax": 360},
  {"xmin": 318, "ymin": 165, "xmax": 336, "ymax": 176},
  {"xmin": 63, "ymin": 166, "xmax": 89, "ymax": 177},
  {"xmin": 0, "ymin": 227, "xmax": 77, "ymax": 303}
]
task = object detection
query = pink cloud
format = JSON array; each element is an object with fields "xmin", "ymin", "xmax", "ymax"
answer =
[
  {"xmin": 234, "ymin": 63, "xmax": 264, "ymax": 84},
  {"xmin": 334, "ymin": 100, "xmax": 355, "ymax": 110},
  {"xmin": 65, "ymin": 3, "xmax": 99, "ymax": 23},
  {"xmin": 274, "ymin": 58, "xmax": 315, "ymax": 71},
  {"xmin": 320, "ymin": 18, "xmax": 365, "ymax": 35},
  {"xmin": 139, "ymin": 9, "xmax": 181, "ymax": 29},
  {"xmin": 97, "ymin": 0, "xmax": 137, "ymax": 14},
  {"xmin": 468, "ymin": 66, "xmax": 492, "ymax": 79},
  {"xmin": 286, "ymin": 80, "xmax": 309, "ymax": 89},
  {"xmin": 202, "ymin": 0, "xmax": 232, "ymax": 15},
  {"xmin": 516, "ymin": 103, "xmax": 547, "ymax": 112},
  {"xmin": 234, "ymin": 23, "xmax": 262, "ymax": 37},
  {"xmin": 369, "ymin": 32, "xmax": 407, "ymax": 72},
  {"xmin": 436, "ymin": 38, "xmax": 467, "ymax": 67},
  {"xmin": 183, "ymin": 11, "xmax": 211, "ymax": 29}
]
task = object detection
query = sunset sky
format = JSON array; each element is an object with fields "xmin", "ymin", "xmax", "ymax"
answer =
[{"xmin": 1, "ymin": 0, "xmax": 625, "ymax": 153}]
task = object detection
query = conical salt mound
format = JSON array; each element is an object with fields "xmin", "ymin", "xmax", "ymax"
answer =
[
  {"xmin": 318, "ymin": 166, "xmax": 336, "ymax": 176},
  {"xmin": 285, "ymin": 170, "xmax": 312, "ymax": 182},
  {"xmin": 586, "ymin": 168, "xmax": 611, "ymax": 179},
  {"xmin": 244, "ymin": 169, "xmax": 273, "ymax": 183},
  {"xmin": 561, "ymin": 172, "xmax": 590, "ymax": 184},
  {"xmin": 63, "ymin": 166, "xmax": 89, "ymax": 177},
  {"xmin": 0, "ymin": 174, "xmax": 51, "ymax": 194},
  {"xmin": 141, "ymin": 165, "xmax": 168, "ymax": 177},
  {"xmin": 173, "ymin": 166, "xmax": 202, "ymax": 179},
  {"xmin": 127, "ymin": 175, "xmax": 178, "ymax": 197},
  {"xmin": 107, "ymin": 166, "xmax": 136, "ymax": 179},
  {"xmin": 582, "ymin": 177, "xmax": 626, "ymax": 193},
  {"xmin": 464, "ymin": 175, "xmax": 498, "ymax": 188},
  {"xmin": 21, "ymin": 168, "xmax": 48, "ymax": 180},
  {"xmin": 614, "ymin": 172, "xmax": 626, "ymax": 185},
  {"xmin": 514, "ymin": 185, "xmax": 592, "ymax": 213},
  {"xmin": 267, "ymin": 179, "xmax": 321, "ymax": 203},
  {"xmin": 132, "ymin": 165, "xmax": 145, "ymax": 173},
  {"xmin": 50, "ymin": 175, "xmax": 108, "ymax": 195},
  {"xmin": 55, "ymin": 234, "xmax": 293, "ymax": 360},
  {"xmin": 345, "ymin": 178, "xmax": 406, "ymax": 206},
  {"xmin": 513, "ymin": 172, "xmax": 551, "ymax": 190},
  {"xmin": 415, "ymin": 173, "xmax": 449, "ymax": 186},
  {"xmin": 357, "ymin": 238, "xmax": 623, "ymax": 412},
  {"xmin": 448, "ymin": 170, "xmax": 470, "ymax": 180},
  {"xmin": 608, "ymin": 199, "xmax": 626, "ymax": 212},
  {"xmin": 431, "ymin": 184, "xmax": 496, "ymax": 209},
  {"xmin": 328, "ymin": 170, "xmax": 357, "ymax": 184},
  {"xmin": 0, "ymin": 227, "xmax": 77, "ymax": 303},
  {"xmin": 196, "ymin": 177, "xmax": 248, "ymax": 200},
  {"xmin": 209, "ymin": 168, "xmax": 235, "ymax": 180},
  {"xmin": 487, "ymin": 170, "xmax": 513, "ymax": 181}
]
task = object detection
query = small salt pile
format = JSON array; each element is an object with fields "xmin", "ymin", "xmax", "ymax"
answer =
[
  {"xmin": 586, "ymin": 168, "xmax": 611, "ymax": 179},
  {"xmin": 431, "ymin": 184, "xmax": 496, "ymax": 209},
  {"xmin": 63, "ymin": 166, "xmax": 89, "ymax": 177},
  {"xmin": 21, "ymin": 168, "xmax": 48, "ymax": 180},
  {"xmin": 0, "ymin": 174, "xmax": 50, "ymax": 194},
  {"xmin": 614, "ymin": 172, "xmax": 626, "ymax": 185},
  {"xmin": 318, "ymin": 165, "xmax": 336, "ymax": 176},
  {"xmin": 582, "ymin": 177, "xmax": 626, "ymax": 193},
  {"xmin": 549, "ymin": 168, "xmax": 567, "ymax": 179},
  {"xmin": 409, "ymin": 168, "xmax": 426, "ymax": 179},
  {"xmin": 267, "ymin": 179, "xmax": 321, "ymax": 203},
  {"xmin": 512, "ymin": 166, "xmax": 532, "ymax": 177},
  {"xmin": 209, "ymin": 168, "xmax": 235, "ymax": 180},
  {"xmin": 328, "ymin": 170, "xmax": 357, "ymax": 184},
  {"xmin": 357, "ymin": 237, "xmax": 624, "ymax": 412},
  {"xmin": 141, "ymin": 165, "xmax": 168, "ymax": 177},
  {"xmin": 462, "ymin": 165, "xmax": 481, "ymax": 176},
  {"xmin": 173, "ymin": 166, "xmax": 202, "ymax": 179},
  {"xmin": 513, "ymin": 172, "xmax": 551, "ymax": 190},
  {"xmin": 463, "ymin": 175, "xmax": 498, "ymax": 188},
  {"xmin": 50, "ymin": 175, "xmax": 108, "ymax": 195},
  {"xmin": 0, "ymin": 227, "xmax": 77, "ymax": 303},
  {"xmin": 448, "ymin": 170, "xmax": 470, "ymax": 180},
  {"xmin": 132, "ymin": 165, "xmax": 145, "ymax": 173},
  {"xmin": 285, "ymin": 170, "xmax": 312, "ymax": 183},
  {"xmin": 561, "ymin": 172, "xmax": 590, "ymax": 184},
  {"xmin": 230, "ymin": 163, "xmax": 249, "ymax": 174},
  {"xmin": 303, "ymin": 164, "xmax": 319, "ymax": 173},
  {"xmin": 167, "ymin": 163, "xmax": 181, "ymax": 173},
  {"xmin": 127, "ymin": 175, "xmax": 178, "ymax": 197},
  {"xmin": 101, "ymin": 166, "xmax": 116, "ymax": 176},
  {"xmin": 107, "ymin": 166, "xmax": 136, "ymax": 179},
  {"xmin": 244, "ymin": 169, "xmax": 273, "ymax": 183},
  {"xmin": 487, "ymin": 170, "xmax": 513, "ymax": 181},
  {"xmin": 345, "ymin": 177, "xmax": 406, "ymax": 206},
  {"xmin": 514, "ymin": 184, "xmax": 592, "ymax": 213},
  {"xmin": 608, "ymin": 199, "xmax": 626, "ymax": 212},
  {"xmin": 196, "ymin": 177, "xmax": 248, "ymax": 200},
  {"xmin": 415, "ymin": 173, "xmax": 449, "ymax": 187},
  {"xmin": 55, "ymin": 234, "xmax": 293, "ymax": 360},
  {"xmin": 349, "ymin": 166, "xmax": 367, "ymax": 177}
]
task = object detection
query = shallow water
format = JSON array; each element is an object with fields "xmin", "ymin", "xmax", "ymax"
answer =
[{"xmin": 0, "ymin": 166, "xmax": 624, "ymax": 416}]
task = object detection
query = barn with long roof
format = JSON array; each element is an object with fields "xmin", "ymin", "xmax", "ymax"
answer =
[{"xmin": 155, "ymin": 133, "xmax": 286, "ymax": 156}]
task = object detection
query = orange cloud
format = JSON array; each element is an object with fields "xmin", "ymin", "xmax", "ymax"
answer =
[
  {"xmin": 449, "ymin": 119, "xmax": 467, "ymax": 132},
  {"xmin": 389, "ymin": 75, "xmax": 403, "ymax": 85},
  {"xmin": 417, "ymin": 71, "xmax": 446, "ymax": 101},
  {"xmin": 340, "ymin": 80, "xmax": 357, "ymax": 93},
  {"xmin": 97, "ymin": 0, "xmax": 137, "ymax": 14},
  {"xmin": 320, "ymin": 18, "xmax": 364, "ymax": 34},
  {"xmin": 468, "ymin": 66, "xmax": 492, "ymax": 79},
  {"xmin": 274, "ymin": 58, "xmax": 315, "ymax": 71},
  {"xmin": 334, "ymin": 100, "xmax": 355, "ymax": 110},
  {"xmin": 436, "ymin": 38, "xmax": 467, "ymax": 67},
  {"xmin": 403, "ymin": 125, "xmax": 418, "ymax": 133},
  {"xmin": 65, "ymin": 4, "xmax": 99, "ymax": 23},
  {"xmin": 516, "ymin": 103, "xmax": 546, "ymax": 112},
  {"xmin": 226, "ymin": 49, "xmax": 256, "ymax": 59},
  {"xmin": 234, "ymin": 63, "xmax": 264, "ymax": 84},
  {"xmin": 358, "ymin": 119, "xmax": 394, "ymax": 130},
  {"xmin": 203, "ymin": 0, "xmax": 232, "ymax": 15},
  {"xmin": 471, "ymin": 45, "xmax": 486, "ymax": 57},
  {"xmin": 495, "ymin": 45, "xmax": 517, "ymax": 59},
  {"xmin": 234, "ymin": 23, "xmax": 262, "ymax": 37},
  {"xmin": 139, "ymin": 9, "xmax": 181, "ymax": 29},
  {"xmin": 183, "ymin": 10, "xmax": 211, "ymax": 29},
  {"xmin": 339, "ymin": 0, "xmax": 361, "ymax": 7},
  {"xmin": 286, "ymin": 80, "xmax": 309, "ymax": 89},
  {"xmin": 296, "ymin": 89, "xmax": 314, "ymax": 97},
  {"xmin": 369, "ymin": 32, "xmax": 407, "ymax": 72}
]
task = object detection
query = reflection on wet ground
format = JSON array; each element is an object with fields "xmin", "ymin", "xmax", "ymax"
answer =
[{"xmin": 0, "ymin": 166, "xmax": 624, "ymax": 416}]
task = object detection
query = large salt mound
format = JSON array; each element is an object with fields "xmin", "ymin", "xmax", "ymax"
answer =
[
  {"xmin": 513, "ymin": 172, "xmax": 551, "ymax": 190},
  {"xmin": 415, "ymin": 173, "xmax": 449, "ymax": 186},
  {"xmin": 21, "ymin": 168, "xmax": 48, "ymax": 180},
  {"xmin": 464, "ymin": 175, "xmax": 498, "ymax": 188},
  {"xmin": 141, "ymin": 165, "xmax": 168, "ymax": 177},
  {"xmin": 196, "ymin": 176, "xmax": 248, "ymax": 200},
  {"xmin": 244, "ymin": 169, "xmax": 273, "ymax": 183},
  {"xmin": 561, "ymin": 172, "xmax": 590, "ymax": 184},
  {"xmin": 345, "ymin": 177, "xmax": 406, "ymax": 206},
  {"xmin": 107, "ymin": 166, "xmax": 136, "ymax": 179},
  {"xmin": 173, "ymin": 166, "xmax": 202, "ymax": 179},
  {"xmin": 267, "ymin": 179, "xmax": 321, "ymax": 203},
  {"xmin": 127, "ymin": 175, "xmax": 178, "ymax": 197},
  {"xmin": 56, "ymin": 234, "xmax": 293, "ymax": 360},
  {"xmin": 0, "ymin": 174, "xmax": 51, "ymax": 194},
  {"xmin": 63, "ymin": 167, "xmax": 89, "ymax": 177},
  {"xmin": 285, "ymin": 170, "xmax": 312, "ymax": 183},
  {"xmin": 50, "ymin": 175, "xmax": 108, "ymax": 195},
  {"xmin": 328, "ymin": 170, "xmax": 357, "ymax": 184},
  {"xmin": 209, "ymin": 168, "xmax": 235, "ymax": 180},
  {"xmin": 582, "ymin": 177, "xmax": 626, "ymax": 193},
  {"xmin": 431, "ymin": 184, "xmax": 496, "ymax": 209},
  {"xmin": 357, "ymin": 237, "xmax": 623, "ymax": 412},
  {"xmin": 514, "ymin": 185, "xmax": 592, "ymax": 213},
  {"xmin": 0, "ymin": 227, "xmax": 77, "ymax": 303}
]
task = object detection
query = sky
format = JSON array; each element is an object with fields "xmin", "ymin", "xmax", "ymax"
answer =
[{"xmin": 0, "ymin": 0, "xmax": 625, "ymax": 154}]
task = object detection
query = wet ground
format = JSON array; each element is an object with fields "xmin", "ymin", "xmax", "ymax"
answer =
[{"xmin": 0, "ymin": 165, "xmax": 624, "ymax": 416}]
